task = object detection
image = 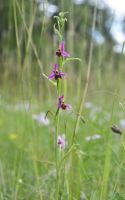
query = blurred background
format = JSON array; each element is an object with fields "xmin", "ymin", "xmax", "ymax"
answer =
[
  {"xmin": 1, "ymin": 1, "xmax": 125, "ymax": 199},
  {"xmin": 1, "ymin": 0, "xmax": 125, "ymax": 105}
]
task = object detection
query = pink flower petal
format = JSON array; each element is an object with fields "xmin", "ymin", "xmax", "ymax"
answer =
[
  {"xmin": 59, "ymin": 95, "xmax": 64, "ymax": 101},
  {"xmin": 54, "ymin": 64, "xmax": 59, "ymax": 70},
  {"xmin": 66, "ymin": 104, "xmax": 72, "ymax": 111},
  {"xmin": 61, "ymin": 50, "xmax": 70, "ymax": 58},
  {"xmin": 58, "ymin": 135, "xmax": 65, "ymax": 149},
  {"xmin": 48, "ymin": 72, "xmax": 55, "ymax": 79},
  {"xmin": 60, "ymin": 72, "xmax": 65, "ymax": 77},
  {"xmin": 60, "ymin": 41, "xmax": 65, "ymax": 51}
]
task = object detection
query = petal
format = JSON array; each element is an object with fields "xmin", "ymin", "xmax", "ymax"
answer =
[
  {"xmin": 54, "ymin": 64, "xmax": 58, "ymax": 71},
  {"xmin": 48, "ymin": 72, "xmax": 55, "ymax": 79},
  {"xmin": 58, "ymin": 135, "xmax": 65, "ymax": 149},
  {"xmin": 60, "ymin": 41, "xmax": 65, "ymax": 51},
  {"xmin": 61, "ymin": 50, "xmax": 70, "ymax": 58},
  {"xmin": 58, "ymin": 136, "xmax": 62, "ymax": 144},
  {"xmin": 59, "ymin": 95, "xmax": 64, "ymax": 101},
  {"xmin": 66, "ymin": 104, "xmax": 72, "ymax": 111},
  {"xmin": 60, "ymin": 72, "xmax": 65, "ymax": 77},
  {"xmin": 58, "ymin": 103, "xmax": 62, "ymax": 108}
]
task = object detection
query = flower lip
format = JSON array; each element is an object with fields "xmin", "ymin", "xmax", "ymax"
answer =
[
  {"xmin": 56, "ymin": 49, "xmax": 62, "ymax": 57},
  {"xmin": 56, "ymin": 41, "xmax": 70, "ymax": 58},
  {"xmin": 48, "ymin": 64, "xmax": 65, "ymax": 80}
]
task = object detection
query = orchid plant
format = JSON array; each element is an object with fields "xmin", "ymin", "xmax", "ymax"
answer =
[{"xmin": 45, "ymin": 12, "xmax": 81, "ymax": 199}]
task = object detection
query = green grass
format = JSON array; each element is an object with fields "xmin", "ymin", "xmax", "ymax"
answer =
[
  {"xmin": 0, "ymin": 93, "xmax": 125, "ymax": 199},
  {"xmin": 1, "ymin": 0, "xmax": 125, "ymax": 199}
]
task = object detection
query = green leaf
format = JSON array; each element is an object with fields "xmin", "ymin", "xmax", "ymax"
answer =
[
  {"xmin": 53, "ymin": 16, "xmax": 60, "ymax": 21},
  {"xmin": 59, "ymin": 12, "xmax": 69, "ymax": 18},
  {"xmin": 42, "ymin": 73, "xmax": 56, "ymax": 86},
  {"xmin": 55, "ymin": 108, "xmax": 59, "ymax": 117},
  {"xmin": 63, "ymin": 57, "xmax": 82, "ymax": 65},
  {"xmin": 54, "ymin": 24, "xmax": 62, "ymax": 40}
]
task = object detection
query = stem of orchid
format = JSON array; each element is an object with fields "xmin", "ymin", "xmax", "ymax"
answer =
[
  {"xmin": 57, "ymin": 58, "xmax": 63, "ymax": 96},
  {"xmin": 55, "ymin": 111, "xmax": 60, "ymax": 200},
  {"xmin": 55, "ymin": 83, "xmax": 60, "ymax": 199},
  {"xmin": 60, "ymin": 57, "xmax": 63, "ymax": 70},
  {"xmin": 55, "ymin": 78, "xmax": 60, "ymax": 199},
  {"xmin": 55, "ymin": 56, "xmax": 64, "ymax": 199},
  {"xmin": 57, "ymin": 79, "xmax": 61, "ymax": 97},
  {"xmin": 54, "ymin": 13, "xmax": 68, "ymax": 199}
]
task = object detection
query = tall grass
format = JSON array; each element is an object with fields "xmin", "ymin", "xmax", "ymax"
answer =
[{"xmin": 0, "ymin": 0, "xmax": 125, "ymax": 199}]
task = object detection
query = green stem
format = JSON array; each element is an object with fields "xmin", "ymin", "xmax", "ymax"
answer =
[
  {"xmin": 55, "ymin": 79, "xmax": 60, "ymax": 199},
  {"xmin": 57, "ymin": 79, "xmax": 61, "ymax": 97},
  {"xmin": 55, "ymin": 57, "xmax": 63, "ymax": 199},
  {"xmin": 55, "ymin": 112, "xmax": 60, "ymax": 200}
]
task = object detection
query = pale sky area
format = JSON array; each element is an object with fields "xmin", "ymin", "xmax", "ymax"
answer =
[
  {"xmin": 104, "ymin": 0, "xmax": 125, "ymax": 18},
  {"xmin": 104, "ymin": 0, "xmax": 125, "ymax": 52}
]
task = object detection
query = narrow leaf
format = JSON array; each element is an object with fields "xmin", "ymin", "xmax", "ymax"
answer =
[
  {"xmin": 42, "ymin": 73, "xmax": 56, "ymax": 86},
  {"xmin": 63, "ymin": 57, "xmax": 82, "ymax": 65}
]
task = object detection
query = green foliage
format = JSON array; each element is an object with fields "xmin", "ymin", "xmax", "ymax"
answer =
[
  {"xmin": 0, "ymin": 95, "xmax": 125, "ymax": 199},
  {"xmin": 0, "ymin": 1, "xmax": 125, "ymax": 199}
]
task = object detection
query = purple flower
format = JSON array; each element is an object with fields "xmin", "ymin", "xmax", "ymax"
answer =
[
  {"xmin": 48, "ymin": 64, "xmax": 65, "ymax": 80},
  {"xmin": 58, "ymin": 95, "xmax": 72, "ymax": 110},
  {"xmin": 58, "ymin": 135, "xmax": 65, "ymax": 149},
  {"xmin": 56, "ymin": 41, "xmax": 70, "ymax": 58}
]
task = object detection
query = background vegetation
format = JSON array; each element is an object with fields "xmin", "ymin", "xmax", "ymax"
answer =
[{"xmin": 0, "ymin": 0, "xmax": 125, "ymax": 199}]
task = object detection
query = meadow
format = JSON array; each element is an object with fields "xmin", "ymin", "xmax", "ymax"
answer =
[{"xmin": 0, "ymin": 1, "xmax": 125, "ymax": 200}]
